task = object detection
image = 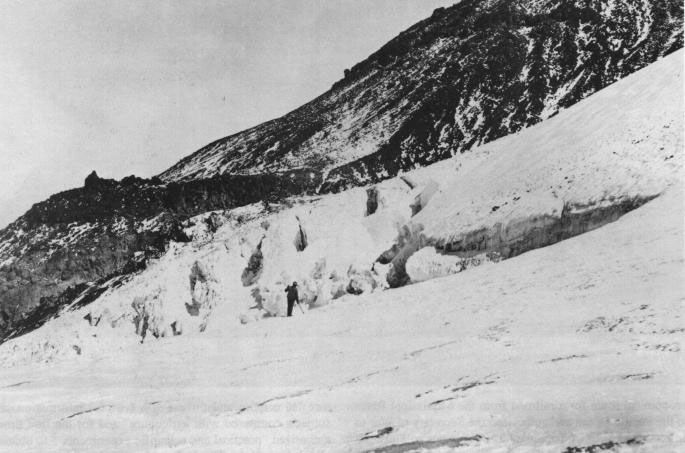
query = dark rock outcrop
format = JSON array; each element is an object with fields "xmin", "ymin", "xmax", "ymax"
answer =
[{"xmin": 0, "ymin": 170, "xmax": 319, "ymax": 339}]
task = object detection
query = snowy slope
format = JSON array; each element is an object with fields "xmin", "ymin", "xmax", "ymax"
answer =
[
  {"xmin": 0, "ymin": 27, "xmax": 682, "ymax": 453},
  {"xmin": 0, "ymin": 183, "xmax": 682, "ymax": 452},
  {"xmin": 0, "ymin": 179, "xmax": 421, "ymax": 366},
  {"xmin": 418, "ymin": 47, "xmax": 683, "ymax": 242},
  {"xmin": 1, "ymin": 49, "xmax": 681, "ymax": 368},
  {"xmin": 1, "ymin": 0, "xmax": 682, "ymax": 339},
  {"xmin": 391, "ymin": 48, "xmax": 684, "ymax": 284}
]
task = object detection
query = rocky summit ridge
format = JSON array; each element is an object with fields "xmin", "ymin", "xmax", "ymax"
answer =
[{"xmin": 160, "ymin": 0, "xmax": 682, "ymax": 191}]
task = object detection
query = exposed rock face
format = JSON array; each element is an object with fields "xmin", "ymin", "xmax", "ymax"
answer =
[
  {"xmin": 1, "ymin": 275, "xmax": 128, "ymax": 343},
  {"xmin": 0, "ymin": 170, "xmax": 321, "ymax": 338},
  {"xmin": 0, "ymin": 208, "xmax": 185, "ymax": 340},
  {"xmin": 84, "ymin": 170, "xmax": 103, "ymax": 189},
  {"xmin": 159, "ymin": 0, "xmax": 683, "ymax": 192}
]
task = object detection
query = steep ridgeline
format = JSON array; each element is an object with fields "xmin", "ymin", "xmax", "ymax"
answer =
[{"xmin": 160, "ymin": 0, "xmax": 683, "ymax": 191}]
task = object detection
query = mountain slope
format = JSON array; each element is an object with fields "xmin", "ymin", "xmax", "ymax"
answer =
[
  {"xmin": 1, "ymin": 49, "xmax": 681, "ymax": 366},
  {"xmin": 0, "ymin": 33, "xmax": 682, "ymax": 453},
  {"xmin": 160, "ymin": 0, "xmax": 683, "ymax": 192},
  {"xmin": 0, "ymin": 179, "xmax": 682, "ymax": 452},
  {"xmin": 386, "ymin": 46, "xmax": 683, "ymax": 285},
  {"xmin": 0, "ymin": 0, "xmax": 682, "ymax": 340}
]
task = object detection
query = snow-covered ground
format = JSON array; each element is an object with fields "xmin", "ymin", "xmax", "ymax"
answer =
[
  {"xmin": 0, "ymin": 48, "xmax": 682, "ymax": 453},
  {"xmin": 0, "ymin": 183, "xmax": 682, "ymax": 452}
]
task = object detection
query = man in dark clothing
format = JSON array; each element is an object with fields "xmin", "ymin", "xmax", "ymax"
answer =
[{"xmin": 284, "ymin": 281, "xmax": 299, "ymax": 317}]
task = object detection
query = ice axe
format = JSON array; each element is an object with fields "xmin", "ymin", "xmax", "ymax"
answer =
[{"xmin": 296, "ymin": 300, "xmax": 305, "ymax": 314}]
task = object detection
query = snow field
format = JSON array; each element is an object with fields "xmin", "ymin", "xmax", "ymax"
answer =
[{"xmin": 0, "ymin": 184, "xmax": 682, "ymax": 452}]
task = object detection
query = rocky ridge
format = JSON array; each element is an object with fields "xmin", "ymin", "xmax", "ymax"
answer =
[{"xmin": 161, "ymin": 0, "xmax": 683, "ymax": 193}]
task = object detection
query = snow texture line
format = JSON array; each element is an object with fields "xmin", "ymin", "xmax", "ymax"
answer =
[
  {"xmin": 2, "ymin": 380, "xmax": 31, "ymax": 389},
  {"xmin": 362, "ymin": 434, "xmax": 484, "ymax": 453},
  {"xmin": 405, "ymin": 340, "xmax": 460, "ymax": 358},
  {"xmin": 236, "ymin": 389, "xmax": 313, "ymax": 415},
  {"xmin": 62, "ymin": 405, "xmax": 113, "ymax": 421}
]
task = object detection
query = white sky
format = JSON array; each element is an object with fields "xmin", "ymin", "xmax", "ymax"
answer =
[{"xmin": 0, "ymin": 0, "xmax": 454, "ymax": 228}]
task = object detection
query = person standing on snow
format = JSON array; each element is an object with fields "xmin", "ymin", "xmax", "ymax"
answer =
[
  {"xmin": 131, "ymin": 296, "xmax": 150, "ymax": 344},
  {"xmin": 284, "ymin": 281, "xmax": 299, "ymax": 317}
]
